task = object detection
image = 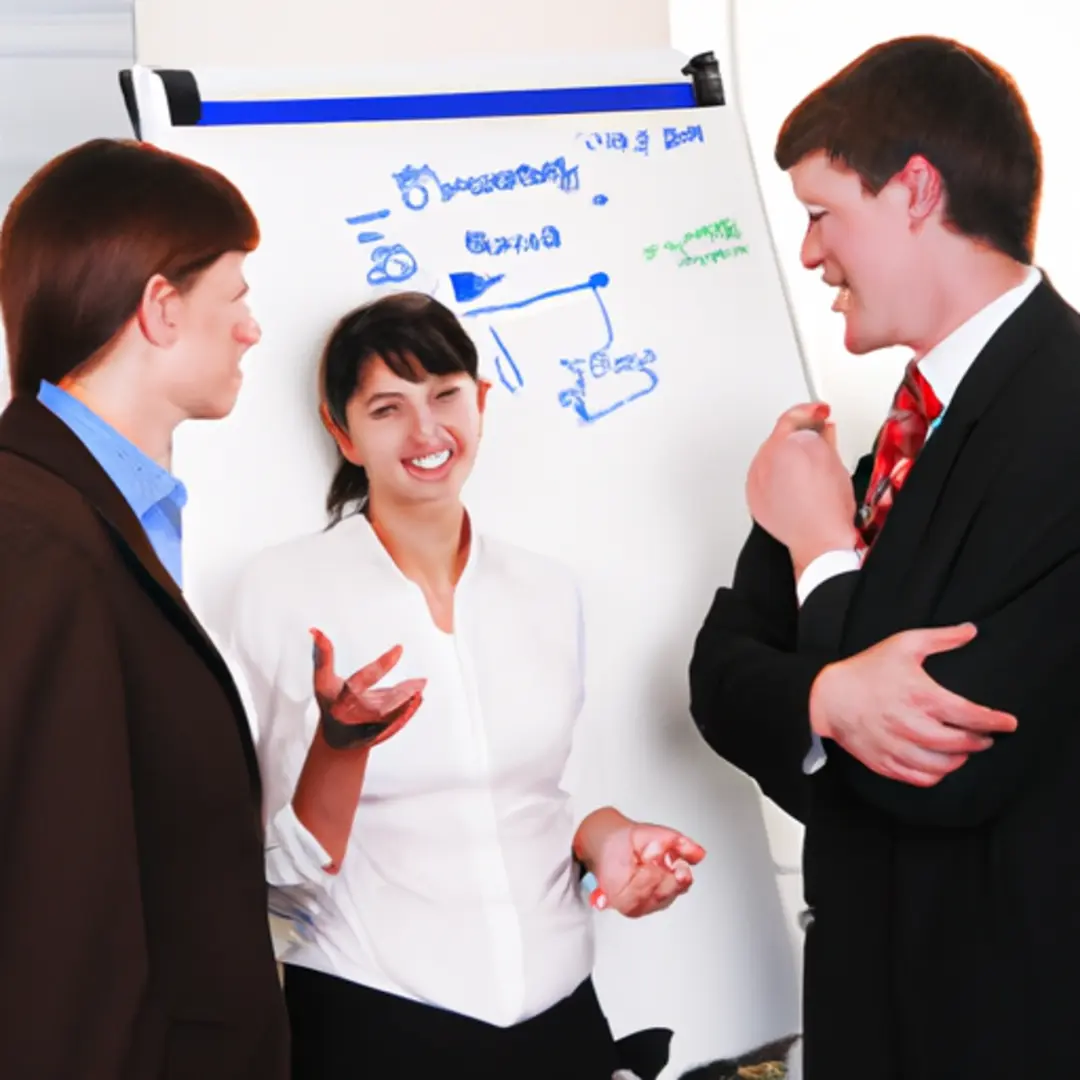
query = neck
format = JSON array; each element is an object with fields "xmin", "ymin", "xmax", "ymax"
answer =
[
  {"xmin": 909, "ymin": 248, "xmax": 1031, "ymax": 360},
  {"xmin": 367, "ymin": 496, "xmax": 469, "ymax": 591},
  {"xmin": 60, "ymin": 350, "xmax": 181, "ymax": 471}
]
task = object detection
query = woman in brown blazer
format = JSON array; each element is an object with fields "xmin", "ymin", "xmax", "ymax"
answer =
[{"xmin": 0, "ymin": 139, "xmax": 288, "ymax": 1079}]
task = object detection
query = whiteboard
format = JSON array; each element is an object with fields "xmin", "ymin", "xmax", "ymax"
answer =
[{"xmin": 128, "ymin": 55, "xmax": 808, "ymax": 1075}]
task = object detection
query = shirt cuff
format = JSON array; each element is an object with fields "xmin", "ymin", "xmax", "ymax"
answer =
[
  {"xmin": 796, "ymin": 549, "xmax": 862, "ymax": 606},
  {"xmin": 265, "ymin": 800, "xmax": 336, "ymax": 890},
  {"xmin": 802, "ymin": 733, "xmax": 827, "ymax": 774}
]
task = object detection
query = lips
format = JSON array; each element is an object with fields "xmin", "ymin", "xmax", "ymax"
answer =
[
  {"xmin": 831, "ymin": 285, "xmax": 852, "ymax": 313},
  {"xmin": 402, "ymin": 445, "xmax": 455, "ymax": 481}
]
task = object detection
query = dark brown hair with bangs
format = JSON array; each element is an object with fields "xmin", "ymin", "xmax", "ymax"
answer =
[
  {"xmin": 774, "ymin": 35, "xmax": 1041, "ymax": 263},
  {"xmin": 0, "ymin": 137, "xmax": 259, "ymax": 397},
  {"xmin": 319, "ymin": 290, "xmax": 479, "ymax": 524}
]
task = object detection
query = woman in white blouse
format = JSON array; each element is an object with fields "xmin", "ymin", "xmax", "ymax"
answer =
[{"xmin": 227, "ymin": 291, "xmax": 704, "ymax": 1080}]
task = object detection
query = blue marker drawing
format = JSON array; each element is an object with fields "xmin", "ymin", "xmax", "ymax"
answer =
[
  {"xmin": 346, "ymin": 209, "xmax": 391, "ymax": 224},
  {"xmin": 367, "ymin": 243, "xmax": 418, "ymax": 287},
  {"xmin": 450, "ymin": 271, "xmax": 505, "ymax": 303},
  {"xmin": 592, "ymin": 194, "xmax": 608, "ymax": 206},
  {"xmin": 346, "ymin": 209, "xmax": 391, "ymax": 244},
  {"xmin": 463, "ymin": 273, "xmax": 609, "ymax": 319},
  {"xmin": 579, "ymin": 129, "xmax": 650, "ymax": 155},
  {"xmin": 461, "ymin": 273, "xmax": 658, "ymax": 423},
  {"xmin": 663, "ymin": 124, "xmax": 705, "ymax": 150},
  {"xmin": 465, "ymin": 225, "xmax": 561, "ymax": 256},
  {"xmin": 391, "ymin": 158, "xmax": 580, "ymax": 211}
]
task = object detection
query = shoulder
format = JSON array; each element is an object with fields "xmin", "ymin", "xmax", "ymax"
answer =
[
  {"xmin": 0, "ymin": 453, "xmax": 115, "ymax": 572},
  {"xmin": 476, "ymin": 532, "xmax": 582, "ymax": 611},
  {"xmin": 234, "ymin": 515, "xmax": 366, "ymax": 600}
]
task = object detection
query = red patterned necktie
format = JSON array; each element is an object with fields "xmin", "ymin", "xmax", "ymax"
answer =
[{"xmin": 856, "ymin": 360, "xmax": 943, "ymax": 553}]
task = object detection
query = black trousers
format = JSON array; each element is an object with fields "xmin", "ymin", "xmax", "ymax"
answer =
[{"xmin": 283, "ymin": 964, "xmax": 618, "ymax": 1080}]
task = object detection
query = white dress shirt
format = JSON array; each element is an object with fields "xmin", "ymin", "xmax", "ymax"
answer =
[
  {"xmin": 800, "ymin": 266, "xmax": 1042, "ymax": 771},
  {"xmin": 226, "ymin": 511, "xmax": 595, "ymax": 1027}
]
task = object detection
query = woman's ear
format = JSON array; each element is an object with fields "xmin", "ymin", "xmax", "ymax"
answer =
[{"xmin": 319, "ymin": 401, "xmax": 363, "ymax": 465}]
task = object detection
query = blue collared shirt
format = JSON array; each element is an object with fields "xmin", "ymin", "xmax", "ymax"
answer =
[{"xmin": 37, "ymin": 380, "xmax": 188, "ymax": 587}]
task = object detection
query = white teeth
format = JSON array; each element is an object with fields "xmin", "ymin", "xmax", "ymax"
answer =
[{"xmin": 409, "ymin": 450, "xmax": 451, "ymax": 470}]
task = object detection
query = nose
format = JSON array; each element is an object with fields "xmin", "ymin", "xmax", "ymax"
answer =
[
  {"xmin": 800, "ymin": 223, "xmax": 823, "ymax": 271},
  {"xmin": 236, "ymin": 316, "xmax": 261, "ymax": 346},
  {"xmin": 412, "ymin": 403, "xmax": 438, "ymax": 441}
]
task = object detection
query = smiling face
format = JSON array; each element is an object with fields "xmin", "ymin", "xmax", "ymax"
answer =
[
  {"xmin": 326, "ymin": 355, "xmax": 488, "ymax": 513},
  {"xmin": 790, "ymin": 151, "xmax": 929, "ymax": 355}
]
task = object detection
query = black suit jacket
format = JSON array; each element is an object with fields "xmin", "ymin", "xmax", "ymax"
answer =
[
  {"xmin": 690, "ymin": 280, "xmax": 1080, "ymax": 1078},
  {"xmin": 0, "ymin": 399, "xmax": 288, "ymax": 1079}
]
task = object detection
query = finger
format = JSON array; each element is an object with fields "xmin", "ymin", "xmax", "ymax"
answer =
[
  {"xmin": 310, "ymin": 628, "xmax": 334, "ymax": 675},
  {"xmin": 895, "ymin": 713, "xmax": 995, "ymax": 754},
  {"xmin": 342, "ymin": 644, "xmax": 406, "ymax": 694},
  {"xmin": 883, "ymin": 762, "xmax": 957, "ymax": 788},
  {"xmin": 773, "ymin": 401, "xmax": 831, "ymax": 437},
  {"xmin": 919, "ymin": 681, "xmax": 1017, "ymax": 735},
  {"xmin": 310, "ymin": 628, "xmax": 344, "ymax": 700},
  {"xmin": 671, "ymin": 836, "xmax": 706, "ymax": 864},
  {"xmin": 666, "ymin": 857, "xmax": 695, "ymax": 887},
  {"xmin": 820, "ymin": 420, "xmax": 839, "ymax": 451},
  {"xmin": 902, "ymin": 622, "xmax": 978, "ymax": 660},
  {"xmin": 371, "ymin": 693, "xmax": 424, "ymax": 747},
  {"xmin": 886, "ymin": 744, "xmax": 969, "ymax": 777},
  {"xmin": 362, "ymin": 678, "xmax": 429, "ymax": 717}
]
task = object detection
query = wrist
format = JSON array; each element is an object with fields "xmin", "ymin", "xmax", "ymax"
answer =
[
  {"xmin": 791, "ymin": 529, "xmax": 859, "ymax": 573},
  {"xmin": 573, "ymin": 807, "xmax": 629, "ymax": 870},
  {"xmin": 808, "ymin": 664, "xmax": 837, "ymax": 740}
]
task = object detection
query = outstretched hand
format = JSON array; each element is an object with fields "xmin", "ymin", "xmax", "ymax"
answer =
[{"xmin": 311, "ymin": 628, "xmax": 426, "ymax": 750}]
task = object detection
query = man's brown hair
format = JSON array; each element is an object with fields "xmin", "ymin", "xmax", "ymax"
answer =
[
  {"xmin": 775, "ymin": 36, "xmax": 1041, "ymax": 263},
  {"xmin": 0, "ymin": 138, "xmax": 259, "ymax": 397}
]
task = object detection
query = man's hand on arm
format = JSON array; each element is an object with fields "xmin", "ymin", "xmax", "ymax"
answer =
[{"xmin": 809, "ymin": 623, "xmax": 1018, "ymax": 787}]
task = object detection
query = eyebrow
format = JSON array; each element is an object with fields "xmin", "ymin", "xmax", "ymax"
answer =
[{"xmin": 365, "ymin": 390, "xmax": 404, "ymax": 406}]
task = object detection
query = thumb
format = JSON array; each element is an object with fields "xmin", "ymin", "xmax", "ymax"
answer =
[
  {"xmin": 773, "ymin": 401, "xmax": 831, "ymax": 438},
  {"xmin": 907, "ymin": 622, "xmax": 978, "ymax": 660}
]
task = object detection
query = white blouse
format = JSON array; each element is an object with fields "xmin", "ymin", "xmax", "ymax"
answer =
[{"xmin": 226, "ymin": 512, "xmax": 595, "ymax": 1026}]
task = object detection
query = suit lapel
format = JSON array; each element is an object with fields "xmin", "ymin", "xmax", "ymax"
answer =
[
  {"xmin": 0, "ymin": 398, "xmax": 262, "ymax": 794},
  {"xmin": 843, "ymin": 279, "xmax": 1070, "ymax": 650}
]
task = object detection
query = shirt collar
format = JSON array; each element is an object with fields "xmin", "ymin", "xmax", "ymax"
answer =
[
  {"xmin": 918, "ymin": 265, "xmax": 1042, "ymax": 409},
  {"xmin": 36, "ymin": 380, "xmax": 187, "ymax": 519}
]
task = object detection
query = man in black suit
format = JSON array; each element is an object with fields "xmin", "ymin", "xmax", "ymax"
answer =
[{"xmin": 690, "ymin": 36, "xmax": 1080, "ymax": 1079}]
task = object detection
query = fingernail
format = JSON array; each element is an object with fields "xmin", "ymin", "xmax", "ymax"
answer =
[{"xmin": 643, "ymin": 841, "xmax": 663, "ymax": 861}]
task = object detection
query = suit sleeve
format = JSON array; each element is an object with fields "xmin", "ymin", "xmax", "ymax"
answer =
[
  {"xmin": 690, "ymin": 522, "xmax": 840, "ymax": 822},
  {"xmin": 0, "ymin": 528, "xmax": 147, "ymax": 1078}
]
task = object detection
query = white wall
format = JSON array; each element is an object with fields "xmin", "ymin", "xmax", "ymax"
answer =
[
  {"xmin": 134, "ymin": 0, "xmax": 670, "ymax": 66},
  {"xmin": 0, "ymin": 0, "xmax": 134, "ymax": 401},
  {"xmin": 672, "ymin": 0, "xmax": 1080, "ymax": 466}
]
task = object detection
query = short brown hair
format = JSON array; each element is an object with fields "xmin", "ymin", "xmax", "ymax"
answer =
[
  {"xmin": 0, "ymin": 138, "xmax": 259, "ymax": 397},
  {"xmin": 775, "ymin": 36, "xmax": 1041, "ymax": 263}
]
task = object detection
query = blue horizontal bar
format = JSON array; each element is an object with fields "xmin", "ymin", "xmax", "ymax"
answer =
[{"xmin": 196, "ymin": 82, "xmax": 698, "ymax": 127}]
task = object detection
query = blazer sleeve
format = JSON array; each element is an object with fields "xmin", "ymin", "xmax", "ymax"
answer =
[
  {"xmin": 689, "ymin": 521, "xmax": 830, "ymax": 823},
  {"xmin": 0, "ymin": 528, "xmax": 147, "ymax": 1078}
]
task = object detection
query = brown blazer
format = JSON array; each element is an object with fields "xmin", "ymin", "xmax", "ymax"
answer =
[{"xmin": 0, "ymin": 397, "xmax": 288, "ymax": 1079}]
